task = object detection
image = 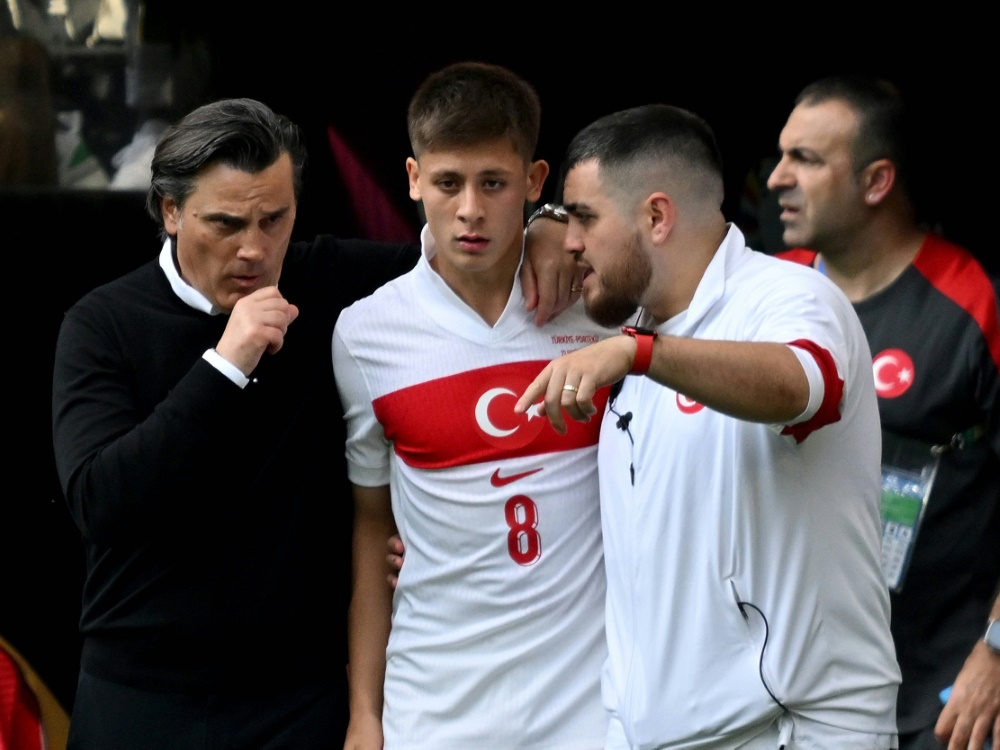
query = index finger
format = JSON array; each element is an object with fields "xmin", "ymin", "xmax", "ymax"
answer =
[
  {"xmin": 517, "ymin": 365, "xmax": 573, "ymax": 435},
  {"xmin": 514, "ymin": 364, "xmax": 552, "ymax": 415}
]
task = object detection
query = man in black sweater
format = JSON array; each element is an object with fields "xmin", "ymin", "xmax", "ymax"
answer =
[{"xmin": 51, "ymin": 97, "xmax": 574, "ymax": 749}]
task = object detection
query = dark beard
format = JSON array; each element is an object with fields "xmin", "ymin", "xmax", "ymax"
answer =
[{"xmin": 584, "ymin": 230, "xmax": 650, "ymax": 328}]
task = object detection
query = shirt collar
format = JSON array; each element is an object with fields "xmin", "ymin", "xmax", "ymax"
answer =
[
  {"xmin": 417, "ymin": 223, "xmax": 527, "ymax": 303},
  {"xmin": 158, "ymin": 238, "xmax": 224, "ymax": 315},
  {"xmin": 646, "ymin": 223, "xmax": 748, "ymax": 334}
]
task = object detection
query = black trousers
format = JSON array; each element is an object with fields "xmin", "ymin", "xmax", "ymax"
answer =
[{"xmin": 67, "ymin": 669, "xmax": 347, "ymax": 750}]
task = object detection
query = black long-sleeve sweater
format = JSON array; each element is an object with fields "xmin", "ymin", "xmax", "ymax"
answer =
[{"xmin": 52, "ymin": 235, "xmax": 418, "ymax": 694}]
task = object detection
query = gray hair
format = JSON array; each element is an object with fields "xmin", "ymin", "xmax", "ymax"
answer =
[{"xmin": 145, "ymin": 98, "xmax": 307, "ymax": 239}]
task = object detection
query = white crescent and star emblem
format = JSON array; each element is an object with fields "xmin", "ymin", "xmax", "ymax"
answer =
[
  {"xmin": 471, "ymin": 380, "xmax": 549, "ymax": 449},
  {"xmin": 872, "ymin": 349, "xmax": 915, "ymax": 399},
  {"xmin": 475, "ymin": 387, "xmax": 519, "ymax": 437}
]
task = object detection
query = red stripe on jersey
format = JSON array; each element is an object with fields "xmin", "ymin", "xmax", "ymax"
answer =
[
  {"xmin": 372, "ymin": 360, "xmax": 609, "ymax": 469},
  {"xmin": 912, "ymin": 234, "xmax": 1000, "ymax": 375},
  {"xmin": 776, "ymin": 248, "xmax": 818, "ymax": 267},
  {"xmin": 781, "ymin": 339, "xmax": 844, "ymax": 443}
]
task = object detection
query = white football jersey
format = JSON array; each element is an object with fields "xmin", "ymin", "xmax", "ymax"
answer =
[{"xmin": 334, "ymin": 230, "xmax": 610, "ymax": 749}]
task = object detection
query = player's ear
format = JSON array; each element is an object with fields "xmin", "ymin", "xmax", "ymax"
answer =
[
  {"xmin": 406, "ymin": 157, "xmax": 422, "ymax": 201},
  {"xmin": 526, "ymin": 159, "xmax": 549, "ymax": 203}
]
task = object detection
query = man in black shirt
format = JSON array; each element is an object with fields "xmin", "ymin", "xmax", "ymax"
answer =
[{"xmin": 769, "ymin": 75, "xmax": 1000, "ymax": 750}]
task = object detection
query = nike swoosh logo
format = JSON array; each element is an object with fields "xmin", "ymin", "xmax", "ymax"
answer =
[{"xmin": 490, "ymin": 468, "xmax": 543, "ymax": 487}]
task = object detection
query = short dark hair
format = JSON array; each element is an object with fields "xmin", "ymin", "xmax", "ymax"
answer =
[
  {"xmin": 794, "ymin": 75, "xmax": 910, "ymax": 191},
  {"xmin": 563, "ymin": 103, "xmax": 724, "ymax": 207},
  {"xmin": 146, "ymin": 98, "xmax": 307, "ymax": 237},
  {"xmin": 406, "ymin": 61, "xmax": 541, "ymax": 162}
]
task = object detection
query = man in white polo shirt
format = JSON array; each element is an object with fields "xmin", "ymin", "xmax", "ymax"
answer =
[{"xmin": 517, "ymin": 103, "xmax": 901, "ymax": 749}]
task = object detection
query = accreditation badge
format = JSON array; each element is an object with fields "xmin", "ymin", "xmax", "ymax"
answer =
[{"xmin": 879, "ymin": 431, "xmax": 940, "ymax": 592}]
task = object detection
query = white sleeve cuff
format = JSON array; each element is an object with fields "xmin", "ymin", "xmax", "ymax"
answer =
[{"xmin": 202, "ymin": 348, "xmax": 250, "ymax": 389}]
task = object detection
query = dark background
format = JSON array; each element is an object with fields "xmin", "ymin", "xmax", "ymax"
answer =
[
  {"xmin": 146, "ymin": 17, "xmax": 996, "ymax": 268},
  {"xmin": 3, "ymin": 17, "xmax": 996, "ymax": 716}
]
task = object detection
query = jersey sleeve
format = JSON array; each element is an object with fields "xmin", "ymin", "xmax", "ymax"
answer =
[
  {"xmin": 332, "ymin": 317, "xmax": 391, "ymax": 488},
  {"xmin": 745, "ymin": 265, "xmax": 861, "ymax": 438}
]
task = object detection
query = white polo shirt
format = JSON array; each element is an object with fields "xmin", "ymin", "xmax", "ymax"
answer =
[{"xmin": 600, "ymin": 225, "xmax": 900, "ymax": 748}]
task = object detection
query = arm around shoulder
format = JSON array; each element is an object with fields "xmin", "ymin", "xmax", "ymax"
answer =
[{"xmin": 307, "ymin": 235, "xmax": 420, "ymax": 302}]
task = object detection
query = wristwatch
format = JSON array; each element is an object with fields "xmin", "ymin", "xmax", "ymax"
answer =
[
  {"xmin": 525, "ymin": 203, "xmax": 569, "ymax": 234},
  {"xmin": 986, "ymin": 618, "xmax": 1000, "ymax": 654},
  {"xmin": 622, "ymin": 326, "xmax": 658, "ymax": 375}
]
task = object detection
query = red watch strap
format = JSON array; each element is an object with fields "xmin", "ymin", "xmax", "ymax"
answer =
[{"xmin": 622, "ymin": 326, "xmax": 657, "ymax": 375}]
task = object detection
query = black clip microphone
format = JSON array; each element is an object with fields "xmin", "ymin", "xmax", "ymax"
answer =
[{"xmin": 616, "ymin": 412, "xmax": 632, "ymax": 431}]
